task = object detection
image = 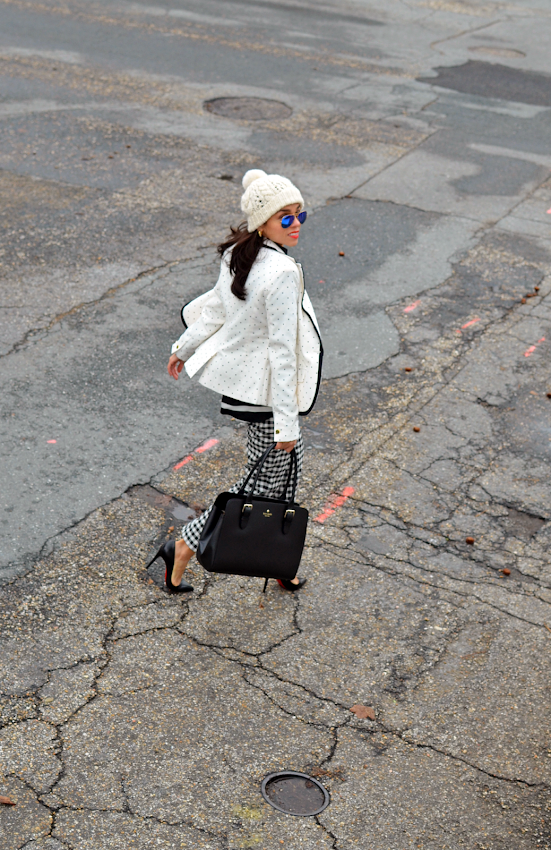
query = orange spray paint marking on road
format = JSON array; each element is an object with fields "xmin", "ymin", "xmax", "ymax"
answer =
[
  {"xmin": 547, "ymin": 208, "xmax": 551, "ymax": 214},
  {"xmin": 314, "ymin": 486, "xmax": 355, "ymax": 523},
  {"xmin": 404, "ymin": 300, "xmax": 420, "ymax": 313},
  {"xmin": 195, "ymin": 438, "xmax": 219, "ymax": 454},
  {"xmin": 456, "ymin": 317, "xmax": 481, "ymax": 333},
  {"xmin": 173, "ymin": 437, "xmax": 219, "ymax": 470},
  {"xmin": 47, "ymin": 440, "xmax": 57, "ymax": 444},
  {"xmin": 173, "ymin": 455, "xmax": 193, "ymax": 470},
  {"xmin": 524, "ymin": 337, "xmax": 546, "ymax": 357}
]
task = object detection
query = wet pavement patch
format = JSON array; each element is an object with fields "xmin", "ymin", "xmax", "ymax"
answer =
[
  {"xmin": 502, "ymin": 507, "xmax": 546, "ymax": 539},
  {"xmin": 204, "ymin": 97, "xmax": 292, "ymax": 120},
  {"xmin": 418, "ymin": 61, "xmax": 551, "ymax": 107},
  {"xmin": 261, "ymin": 771, "xmax": 330, "ymax": 816},
  {"xmin": 127, "ymin": 484, "xmax": 196, "ymax": 522}
]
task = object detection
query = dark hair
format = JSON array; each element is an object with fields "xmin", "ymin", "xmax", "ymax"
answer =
[{"xmin": 217, "ymin": 222, "xmax": 264, "ymax": 301}]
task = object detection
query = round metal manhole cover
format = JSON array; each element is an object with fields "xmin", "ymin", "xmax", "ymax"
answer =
[
  {"xmin": 204, "ymin": 96, "xmax": 292, "ymax": 121},
  {"xmin": 261, "ymin": 771, "xmax": 330, "ymax": 817}
]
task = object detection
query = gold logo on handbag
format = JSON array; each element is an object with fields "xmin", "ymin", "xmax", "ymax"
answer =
[{"xmin": 263, "ymin": 510, "xmax": 273, "ymax": 518}]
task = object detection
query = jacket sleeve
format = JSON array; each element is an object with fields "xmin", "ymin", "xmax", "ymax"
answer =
[
  {"xmin": 171, "ymin": 285, "xmax": 225, "ymax": 362},
  {"xmin": 265, "ymin": 269, "xmax": 300, "ymax": 442}
]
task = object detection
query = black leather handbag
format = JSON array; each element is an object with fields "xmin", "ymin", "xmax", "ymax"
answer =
[{"xmin": 196, "ymin": 444, "xmax": 308, "ymax": 581}]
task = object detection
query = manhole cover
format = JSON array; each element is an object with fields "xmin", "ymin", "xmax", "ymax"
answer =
[
  {"xmin": 204, "ymin": 97, "xmax": 292, "ymax": 121},
  {"xmin": 261, "ymin": 771, "xmax": 330, "ymax": 817}
]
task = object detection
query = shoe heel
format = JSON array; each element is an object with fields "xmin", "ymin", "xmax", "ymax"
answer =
[
  {"xmin": 145, "ymin": 541, "xmax": 192, "ymax": 593},
  {"xmin": 145, "ymin": 546, "xmax": 163, "ymax": 569}
]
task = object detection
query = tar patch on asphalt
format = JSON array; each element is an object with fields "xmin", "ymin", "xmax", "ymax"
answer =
[{"xmin": 418, "ymin": 60, "xmax": 551, "ymax": 107}]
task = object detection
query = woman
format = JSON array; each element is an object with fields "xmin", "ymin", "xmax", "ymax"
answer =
[{"xmin": 147, "ymin": 169, "xmax": 322, "ymax": 593}]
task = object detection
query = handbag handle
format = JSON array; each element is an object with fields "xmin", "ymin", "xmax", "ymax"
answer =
[
  {"xmin": 281, "ymin": 449, "xmax": 298, "ymax": 502},
  {"xmin": 237, "ymin": 442, "xmax": 276, "ymax": 496},
  {"xmin": 258, "ymin": 447, "xmax": 297, "ymax": 502},
  {"xmin": 238, "ymin": 443, "xmax": 298, "ymax": 503}
]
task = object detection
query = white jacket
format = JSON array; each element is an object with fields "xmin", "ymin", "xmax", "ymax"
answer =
[{"xmin": 171, "ymin": 240, "xmax": 323, "ymax": 441}]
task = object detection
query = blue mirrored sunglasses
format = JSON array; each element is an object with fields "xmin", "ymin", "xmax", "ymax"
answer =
[{"xmin": 280, "ymin": 210, "xmax": 307, "ymax": 228}]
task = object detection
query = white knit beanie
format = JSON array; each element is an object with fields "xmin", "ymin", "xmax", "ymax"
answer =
[{"xmin": 241, "ymin": 169, "xmax": 304, "ymax": 233}]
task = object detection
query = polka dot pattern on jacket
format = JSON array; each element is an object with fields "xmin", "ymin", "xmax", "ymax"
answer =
[{"xmin": 172, "ymin": 240, "xmax": 322, "ymax": 442}]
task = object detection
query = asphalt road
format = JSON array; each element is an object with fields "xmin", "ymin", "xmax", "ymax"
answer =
[
  {"xmin": 1, "ymin": 1, "xmax": 551, "ymax": 848},
  {"xmin": 2, "ymin": 0, "xmax": 549, "ymax": 576}
]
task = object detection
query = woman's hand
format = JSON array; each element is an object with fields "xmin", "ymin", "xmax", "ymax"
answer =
[
  {"xmin": 168, "ymin": 353, "xmax": 185, "ymax": 380},
  {"xmin": 275, "ymin": 440, "xmax": 297, "ymax": 453}
]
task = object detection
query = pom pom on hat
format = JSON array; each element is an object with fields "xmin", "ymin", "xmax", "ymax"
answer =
[
  {"xmin": 240, "ymin": 169, "xmax": 304, "ymax": 232},
  {"xmin": 242, "ymin": 169, "xmax": 267, "ymax": 190}
]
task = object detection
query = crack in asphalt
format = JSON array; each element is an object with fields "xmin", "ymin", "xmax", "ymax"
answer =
[
  {"xmin": 242, "ymin": 671, "xmax": 350, "ymax": 731},
  {"xmin": 0, "ymin": 260, "xmax": 175, "ymax": 360},
  {"xmin": 317, "ymin": 533, "xmax": 551, "ymax": 630},
  {"xmin": 320, "ymin": 493, "xmax": 549, "ymax": 587},
  {"xmin": 42, "ymin": 802, "xmax": 225, "ymax": 839},
  {"xmin": 341, "ymin": 513, "xmax": 551, "ymax": 596},
  {"xmin": 252, "ymin": 664, "xmax": 350, "ymax": 713},
  {"xmin": 430, "ymin": 17, "xmax": 505, "ymax": 52},
  {"xmin": 315, "ymin": 816, "xmax": 340, "ymax": 849},
  {"xmin": 381, "ymin": 725, "xmax": 551, "ymax": 791}
]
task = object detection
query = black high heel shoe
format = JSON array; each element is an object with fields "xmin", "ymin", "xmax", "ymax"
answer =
[
  {"xmin": 277, "ymin": 577, "xmax": 307, "ymax": 592},
  {"xmin": 146, "ymin": 540, "xmax": 194, "ymax": 593}
]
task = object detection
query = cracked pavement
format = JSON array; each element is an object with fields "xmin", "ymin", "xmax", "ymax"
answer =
[{"xmin": 1, "ymin": 0, "xmax": 551, "ymax": 847}]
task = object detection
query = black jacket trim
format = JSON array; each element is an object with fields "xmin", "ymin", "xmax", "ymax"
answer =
[{"xmin": 298, "ymin": 291, "xmax": 323, "ymax": 417}]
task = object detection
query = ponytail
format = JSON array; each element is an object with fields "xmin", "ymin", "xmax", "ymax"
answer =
[{"xmin": 217, "ymin": 223, "xmax": 264, "ymax": 301}]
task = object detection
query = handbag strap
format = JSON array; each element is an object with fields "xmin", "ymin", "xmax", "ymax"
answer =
[
  {"xmin": 237, "ymin": 442, "xmax": 276, "ymax": 496},
  {"xmin": 250, "ymin": 447, "xmax": 298, "ymax": 502},
  {"xmin": 238, "ymin": 443, "xmax": 298, "ymax": 503},
  {"xmin": 281, "ymin": 449, "xmax": 298, "ymax": 502}
]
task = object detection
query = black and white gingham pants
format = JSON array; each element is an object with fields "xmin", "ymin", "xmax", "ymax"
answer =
[{"xmin": 182, "ymin": 419, "xmax": 304, "ymax": 552}]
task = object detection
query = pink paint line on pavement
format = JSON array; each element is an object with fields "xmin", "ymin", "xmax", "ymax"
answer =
[
  {"xmin": 173, "ymin": 437, "xmax": 220, "ymax": 469},
  {"xmin": 314, "ymin": 486, "xmax": 355, "ymax": 523},
  {"xmin": 173, "ymin": 455, "xmax": 193, "ymax": 470},
  {"xmin": 404, "ymin": 300, "xmax": 420, "ymax": 313},
  {"xmin": 47, "ymin": 440, "xmax": 57, "ymax": 444},
  {"xmin": 547, "ymin": 208, "xmax": 551, "ymax": 214},
  {"xmin": 524, "ymin": 336, "xmax": 546, "ymax": 357},
  {"xmin": 195, "ymin": 438, "xmax": 219, "ymax": 454},
  {"xmin": 456, "ymin": 317, "xmax": 481, "ymax": 333}
]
